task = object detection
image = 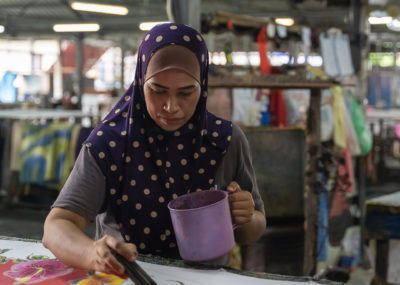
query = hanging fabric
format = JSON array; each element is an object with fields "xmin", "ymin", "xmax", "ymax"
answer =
[
  {"xmin": 332, "ymin": 86, "xmax": 346, "ymax": 153},
  {"xmin": 19, "ymin": 122, "xmax": 74, "ymax": 189}
]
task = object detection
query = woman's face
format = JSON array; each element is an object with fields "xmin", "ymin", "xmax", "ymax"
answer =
[{"xmin": 143, "ymin": 69, "xmax": 201, "ymax": 131}]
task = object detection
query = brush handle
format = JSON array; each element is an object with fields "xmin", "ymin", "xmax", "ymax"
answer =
[{"xmin": 115, "ymin": 253, "xmax": 157, "ymax": 285}]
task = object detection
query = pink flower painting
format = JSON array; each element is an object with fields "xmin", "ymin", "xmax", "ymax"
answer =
[{"xmin": 4, "ymin": 260, "xmax": 73, "ymax": 284}]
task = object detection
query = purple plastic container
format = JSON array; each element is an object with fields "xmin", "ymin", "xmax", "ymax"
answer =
[{"xmin": 168, "ymin": 190, "xmax": 236, "ymax": 262}]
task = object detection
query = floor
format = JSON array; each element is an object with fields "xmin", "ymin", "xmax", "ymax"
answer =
[{"xmin": 0, "ymin": 203, "xmax": 376, "ymax": 285}]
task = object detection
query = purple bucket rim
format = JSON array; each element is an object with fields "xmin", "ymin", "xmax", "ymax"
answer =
[{"xmin": 167, "ymin": 190, "xmax": 227, "ymax": 212}]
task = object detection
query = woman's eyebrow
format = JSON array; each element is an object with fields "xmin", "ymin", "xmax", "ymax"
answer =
[
  {"xmin": 149, "ymin": 82, "xmax": 169, "ymax": 89},
  {"xmin": 149, "ymin": 82, "xmax": 198, "ymax": 90},
  {"xmin": 177, "ymin": 85, "xmax": 197, "ymax": 90}
]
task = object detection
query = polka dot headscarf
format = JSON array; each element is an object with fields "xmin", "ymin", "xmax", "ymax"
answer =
[{"xmin": 85, "ymin": 23, "xmax": 232, "ymax": 254}]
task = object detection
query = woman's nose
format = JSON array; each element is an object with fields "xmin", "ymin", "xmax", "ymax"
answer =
[{"xmin": 163, "ymin": 96, "xmax": 178, "ymax": 113}]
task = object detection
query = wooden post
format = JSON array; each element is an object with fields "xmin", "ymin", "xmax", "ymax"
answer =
[{"xmin": 304, "ymin": 88, "xmax": 321, "ymax": 275}]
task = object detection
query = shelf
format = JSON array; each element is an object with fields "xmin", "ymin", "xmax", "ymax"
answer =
[
  {"xmin": 208, "ymin": 74, "xmax": 337, "ymax": 89},
  {"xmin": 0, "ymin": 109, "xmax": 90, "ymax": 119}
]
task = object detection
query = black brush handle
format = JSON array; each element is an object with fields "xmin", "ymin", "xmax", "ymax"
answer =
[{"xmin": 115, "ymin": 253, "xmax": 157, "ymax": 285}]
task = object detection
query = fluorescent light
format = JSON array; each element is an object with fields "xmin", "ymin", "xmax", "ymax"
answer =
[
  {"xmin": 53, "ymin": 23, "xmax": 100, "ymax": 32},
  {"xmin": 71, "ymin": 2, "xmax": 128, "ymax": 15},
  {"xmin": 0, "ymin": 25, "xmax": 4, "ymax": 33},
  {"xmin": 368, "ymin": 16, "xmax": 392, "ymax": 25},
  {"xmin": 387, "ymin": 18, "xmax": 400, "ymax": 31},
  {"xmin": 139, "ymin": 22, "xmax": 170, "ymax": 31},
  {"xmin": 275, "ymin": 18, "xmax": 294, "ymax": 27}
]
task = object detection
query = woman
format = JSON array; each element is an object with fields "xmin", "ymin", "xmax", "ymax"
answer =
[{"xmin": 43, "ymin": 23, "xmax": 266, "ymax": 277}]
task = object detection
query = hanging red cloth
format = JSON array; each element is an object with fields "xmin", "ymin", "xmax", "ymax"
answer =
[
  {"xmin": 257, "ymin": 25, "xmax": 287, "ymax": 127},
  {"xmin": 257, "ymin": 25, "xmax": 271, "ymax": 75},
  {"xmin": 269, "ymin": 89, "xmax": 287, "ymax": 127}
]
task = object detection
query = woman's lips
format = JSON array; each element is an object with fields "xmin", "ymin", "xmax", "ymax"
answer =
[{"xmin": 162, "ymin": 117, "xmax": 181, "ymax": 125}]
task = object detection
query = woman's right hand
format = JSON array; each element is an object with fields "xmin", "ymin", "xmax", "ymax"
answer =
[{"xmin": 90, "ymin": 235, "xmax": 138, "ymax": 277}]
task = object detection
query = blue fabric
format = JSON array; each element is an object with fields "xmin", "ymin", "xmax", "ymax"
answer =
[
  {"xmin": 0, "ymin": 72, "xmax": 17, "ymax": 103},
  {"xmin": 85, "ymin": 23, "xmax": 233, "ymax": 254},
  {"xmin": 20, "ymin": 122, "xmax": 73, "ymax": 188}
]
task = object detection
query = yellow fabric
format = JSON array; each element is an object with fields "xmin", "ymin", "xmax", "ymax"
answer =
[
  {"xmin": 332, "ymin": 86, "xmax": 346, "ymax": 153},
  {"xmin": 229, "ymin": 243, "xmax": 242, "ymax": 270},
  {"xmin": 10, "ymin": 121, "xmax": 22, "ymax": 171}
]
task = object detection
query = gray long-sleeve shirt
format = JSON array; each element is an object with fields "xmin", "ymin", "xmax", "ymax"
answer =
[{"xmin": 53, "ymin": 124, "xmax": 264, "ymax": 262}]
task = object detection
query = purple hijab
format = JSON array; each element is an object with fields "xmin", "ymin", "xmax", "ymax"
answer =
[{"xmin": 86, "ymin": 23, "xmax": 232, "ymax": 254}]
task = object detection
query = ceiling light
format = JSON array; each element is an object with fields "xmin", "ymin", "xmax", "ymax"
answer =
[
  {"xmin": 368, "ymin": 16, "xmax": 392, "ymax": 24},
  {"xmin": 53, "ymin": 23, "xmax": 100, "ymax": 32},
  {"xmin": 71, "ymin": 2, "xmax": 128, "ymax": 15},
  {"xmin": 139, "ymin": 22, "xmax": 170, "ymax": 31},
  {"xmin": 275, "ymin": 18, "xmax": 294, "ymax": 27},
  {"xmin": 0, "ymin": 25, "xmax": 4, "ymax": 33}
]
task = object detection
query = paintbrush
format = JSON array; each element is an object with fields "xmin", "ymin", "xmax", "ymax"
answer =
[{"xmin": 115, "ymin": 253, "xmax": 157, "ymax": 285}]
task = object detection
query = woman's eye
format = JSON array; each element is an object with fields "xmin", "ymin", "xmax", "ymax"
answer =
[
  {"xmin": 179, "ymin": 91, "xmax": 193, "ymax": 97},
  {"xmin": 150, "ymin": 88, "xmax": 166, "ymax": 95}
]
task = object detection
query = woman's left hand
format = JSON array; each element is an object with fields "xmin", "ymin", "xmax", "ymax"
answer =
[{"xmin": 226, "ymin": 181, "xmax": 255, "ymax": 225}]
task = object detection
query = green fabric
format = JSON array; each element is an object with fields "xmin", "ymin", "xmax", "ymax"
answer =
[{"xmin": 350, "ymin": 98, "xmax": 372, "ymax": 156}]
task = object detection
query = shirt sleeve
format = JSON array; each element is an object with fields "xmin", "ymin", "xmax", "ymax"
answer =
[
  {"xmin": 215, "ymin": 124, "xmax": 265, "ymax": 214},
  {"xmin": 52, "ymin": 146, "xmax": 106, "ymax": 221}
]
